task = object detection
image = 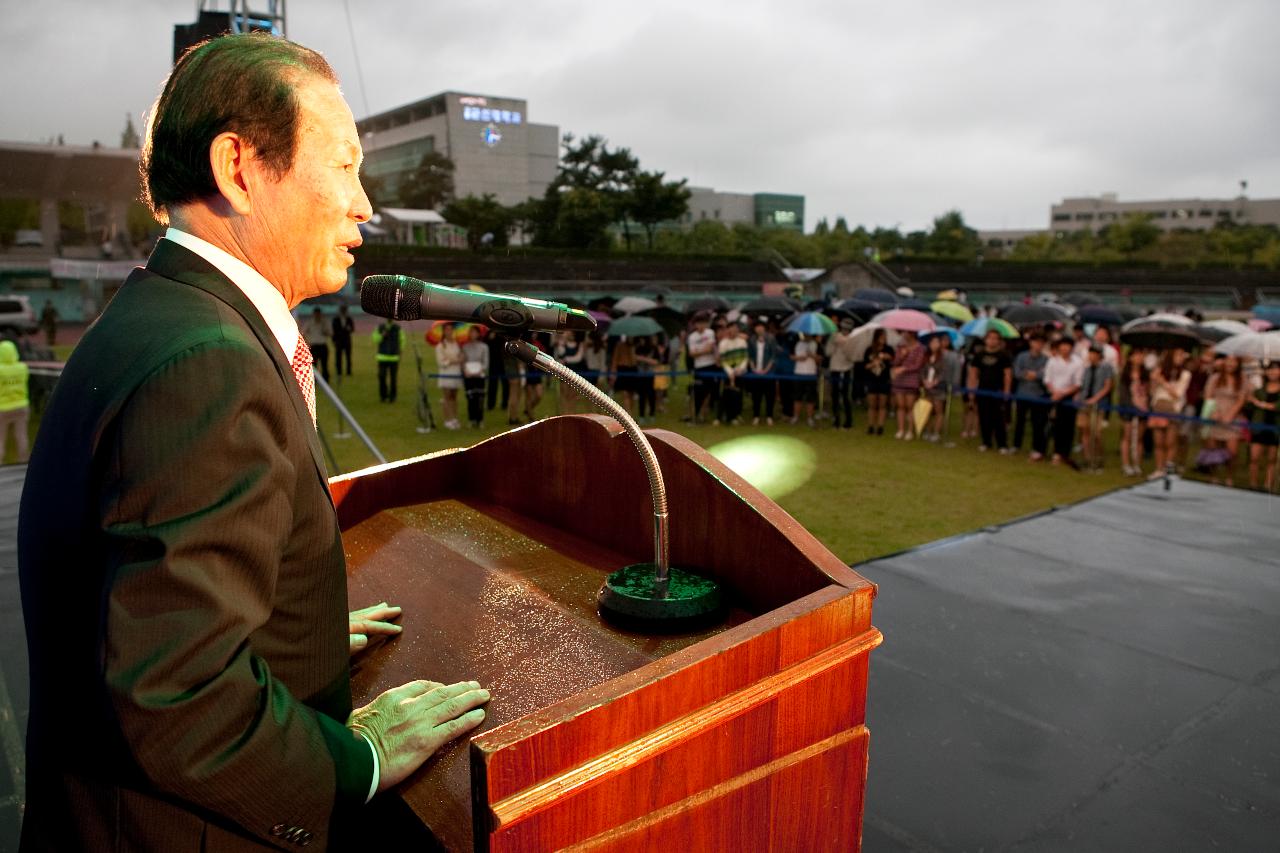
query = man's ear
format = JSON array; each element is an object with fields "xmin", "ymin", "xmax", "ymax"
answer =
[{"xmin": 208, "ymin": 132, "xmax": 254, "ymax": 216}]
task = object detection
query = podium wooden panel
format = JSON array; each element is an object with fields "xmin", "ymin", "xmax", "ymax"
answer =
[{"xmin": 332, "ymin": 415, "xmax": 881, "ymax": 851}]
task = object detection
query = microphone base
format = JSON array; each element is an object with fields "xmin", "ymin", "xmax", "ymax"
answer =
[{"xmin": 597, "ymin": 564, "xmax": 723, "ymax": 632}]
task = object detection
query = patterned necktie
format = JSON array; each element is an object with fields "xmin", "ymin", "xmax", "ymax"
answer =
[{"xmin": 291, "ymin": 335, "xmax": 317, "ymax": 427}]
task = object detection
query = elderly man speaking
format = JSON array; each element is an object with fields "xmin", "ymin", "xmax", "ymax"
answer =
[{"xmin": 18, "ymin": 34, "xmax": 488, "ymax": 850}]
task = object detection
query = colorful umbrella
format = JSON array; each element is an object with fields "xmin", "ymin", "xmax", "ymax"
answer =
[
  {"xmin": 1248, "ymin": 318, "xmax": 1273, "ymax": 332},
  {"xmin": 607, "ymin": 315, "xmax": 665, "ymax": 338},
  {"xmin": 425, "ymin": 320, "xmax": 486, "ymax": 345},
  {"xmin": 786, "ymin": 311, "xmax": 839, "ymax": 336},
  {"xmin": 960, "ymin": 316, "xmax": 1019, "ymax": 339},
  {"xmin": 587, "ymin": 309, "xmax": 613, "ymax": 328},
  {"xmin": 1252, "ymin": 303, "xmax": 1280, "ymax": 325},
  {"xmin": 935, "ymin": 289, "xmax": 961, "ymax": 302},
  {"xmin": 875, "ymin": 308, "xmax": 937, "ymax": 333},
  {"xmin": 931, "ymin": 300, "xmax": 974, "ymax": 324},
  {"xmin": 1214, "ymin": 331, "xmax": 1280, "ymax": 361}
]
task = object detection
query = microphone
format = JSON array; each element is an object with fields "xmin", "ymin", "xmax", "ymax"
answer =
[{"xmin": 360, "ymin": 274, "xmax": 596, "ymax": 335}]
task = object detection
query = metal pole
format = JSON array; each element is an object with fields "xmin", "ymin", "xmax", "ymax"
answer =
[
  {"xmin": 312, "ymin": 370, "xmax": 386, "ymax": 464},
  {"xmin": 516, "ymin": 343, "xmax": 670, "ymax": 588}
]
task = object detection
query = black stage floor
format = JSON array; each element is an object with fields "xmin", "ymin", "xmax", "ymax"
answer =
[
  {"xmin": 858, "ymin": 478, "xmax": 1280, "ymax": 852},
  {"xmin": 0, "ymin": 469, "xmax": 1276, "ymax": 851}
]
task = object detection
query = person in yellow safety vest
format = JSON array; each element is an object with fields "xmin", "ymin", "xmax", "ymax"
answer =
[
  {"xmin": 0, "ymin": 340, "xmax": 30, "ymax": 462},
  {"xmin": 371, "ymin": 319, "xmax": 407, "ymax": 403}
]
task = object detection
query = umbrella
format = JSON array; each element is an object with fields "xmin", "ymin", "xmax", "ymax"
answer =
[
  {"xmin": 742, "ymin": 296, "xmax": 802, "ymax": 317},
  {"xmin": 1248, "ymin": 318, "xmax": 1273, "ymax": 332},
  {"xmin": 1252, "ymin": 303, "xmax": 1280, "ymax": 325},
  {"xmin": 1214, "ymin": 331, "xmax": 1280, "ymax": 361},
  {"xmin": 1060, "ymin": 291, "xmax": 1103, "ymax": 307},
  {"xmin": 1199, "ymin": 319, "xmax": 1253, "ymax": 337},
  {"xmin": 1075, "ymin": 304, "xmax": 1125, "ymax": 326},
  {"xmin": 832, "ymin": 298, "xmax": 886, "ymax": 321},
  {"xmin": 999, "ymin": 303, "xmax": 1067, "ymax": 327},
  {"xmin": 847, "ymin": 323, "xmax": 884, "ymax": 362},
  {"xmin": 424, "ymin": 320, "xmax": 486, "ymax": 345},
  {"xmin": 1114, "ymin": 304, "xmax": 1145, "ymax": 322},
  {"xmin": 936, "ymin": 289, "xmax": 961, "ymax": 302},
  {"xmin": 1119, "ymin": 322, "xmax": 1202, "ymax": 350},
  {"xmin": 932, "ymin": 300, "xmax": 975, "ymax": 324},
  {"xmin": 684, "ymin": 296, "xmax": 732, "ymax": 315},
  {"xmin": 587, "ymin": 309, "xmax": 613, "ymax": 328},
  {"xmin": 640, "ymin": 283, "xmax": 674, "ymax": 296},
  {"xmin": 786, "ymin": 311, "xmax": 838, "ymax": 336},
  {"xmin": 852, "ymin": 288, "xmax": 899, "ymax": 306},
  {"xmin": 607, "ymin": 315, "xmax": 665, "ymax": 338},
  {"xmin": 960, "ymin": 316, "xmax": 1019, "ymax": 339},
  {"xmin": 613, "ymin": 295, "xmax": 659, "ymax": 315},
  {"xmin": 1122, "ymin": 312, "xmax": 1194, "ymax": 331},
  {"xmin": 899, "ymin": 297, "xmax": 933, "ymax": 311},
  {"xmin": 1192, "ymin": 324, "xmax": 1237, "ymax": 344},
  {"xmin": 636, "ymin": 305, "xmax": 684, "ymax": 335},
  {"xmin": 921, "ymin": 327, "xmax": 963, "ymax": 348},
  {"xmin": 876, "ymin": 308, "xmax": 937, "ymax": 333}
]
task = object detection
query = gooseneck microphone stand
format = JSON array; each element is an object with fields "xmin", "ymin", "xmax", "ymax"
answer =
[{"xmin": 505, "ymin": 338, "xmax": 722, "ymax": 627}]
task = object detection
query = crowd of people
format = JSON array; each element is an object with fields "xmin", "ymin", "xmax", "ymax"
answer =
[{"xmin": 296, "ymin": 299, "xmax": 1279, "ymax": 494}]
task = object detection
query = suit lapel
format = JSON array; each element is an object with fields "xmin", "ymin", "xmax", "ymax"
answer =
[{"xmin": 144, "ymin": 240, "xmax": 333, "ymax": 503}]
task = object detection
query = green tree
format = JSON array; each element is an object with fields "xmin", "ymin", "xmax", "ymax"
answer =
[
  {"xmin": 834, "ymin": 216, "xmax": 850, "ymax": 234},
  {"xmin": 551, "ymin": 187, "xmax": 615, "ymax": 249},
  {"xmin": 925, "ymin": 209, "xmax": 981, "ymax": 258},
  {"xmin": 1101, "ymin": 213, "xmax": 1160, "ymax": 255},
  {"xmin": 442, "ymin": 194, "xmax": 513, "ymax": 250},
  {"xmin": 813, "ymin": 218, "xmax": 830, "ymax": 236},
  {"xmin": 628, "ymin": 170, "xmax": 690, "ymax": 249},
  {"xmin": 555, "ymin": 134, "xmax": 639, "ymax": 248},
  {"xmin": 398, "ymin": 151, "xmax": 456, "ymax": 210}
]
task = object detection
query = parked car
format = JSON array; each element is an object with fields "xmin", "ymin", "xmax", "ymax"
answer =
[{"xmin": 0, "ymin": 295, "xmax": 38, "ymax": 336}]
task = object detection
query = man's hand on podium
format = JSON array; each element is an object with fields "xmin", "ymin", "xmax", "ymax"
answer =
[
  {"xmin": 348, "ymin": 680, "xmax": 490, "ymax": 792},
  {"xmin": 348, "ymin": 601, "xmax": 403, "ymax": 656}
]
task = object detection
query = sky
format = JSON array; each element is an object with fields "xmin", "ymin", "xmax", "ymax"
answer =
[{"xmin": 2, "ymin": 0, "xmax": 1278, "ymax": 232}]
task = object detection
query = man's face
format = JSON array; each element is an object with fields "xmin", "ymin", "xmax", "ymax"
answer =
[
  {"xmin": 241, "ymin": 76, "xmax": 371, "ymax": 305},
  {"xmin": 984, "ymin": 332, "xmax": 1001, "ymax": 350},
  {"xmin": 1056, "ymin": 342, "xmax": 1073, "ymax": 359},
  {"xmin": 1030, "ymin": 338, "xmax": 1044, "ymax": 354}
]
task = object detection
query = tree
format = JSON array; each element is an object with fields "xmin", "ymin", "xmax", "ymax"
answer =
[
  {"xmin": 1101, "ymin": 213, "xmax": 1160, "ymax": 255},
  {"xmin": 628, "ymin": 170, "xmax": 690, "ymax": 249},
  {"xmin": 834, "ymin": 216, "xmax": 850, "ymax": 234},
  {"xmin": 553, "ymin": 134, "xmax": 639, "ymax": 248},
  {"xmin": 551, "ymin": 187, "xmax": 615, "ymax": 249},
  {"xmin": 442, "ymin": 194, "xmax": 513, "ymax": 250},
  {"xmin": 120, "ymin": 114, "xmax": 140, "ymax": 149},
  {"xmin": 398, "ymin": 151, "xmax": 456, "ymax": 210},
  {"xmin": 925, "ymin": 209, "xmax": 981, "ymax": 258},
  {"xmin": 813, "ymin": 218, "xmax": 830, "ymax": 236}
]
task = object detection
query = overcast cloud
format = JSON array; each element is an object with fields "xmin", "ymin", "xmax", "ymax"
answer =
[{"xmin": 2, "ymin": 0, "xmax": 1277, "ymax": 231}]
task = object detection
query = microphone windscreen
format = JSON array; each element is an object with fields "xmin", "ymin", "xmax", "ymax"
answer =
[{"xmin": 360, "ymin": 275, "xmax": 423, "ymax": 321}]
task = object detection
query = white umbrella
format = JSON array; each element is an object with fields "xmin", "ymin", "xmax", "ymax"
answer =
[
  {"xmin": 1122, "ymin": 312, "xmax": 1194, "ymax": 332},
  {"xmin": 847, "ymin": 322, "xmax": 896, "ymax": 361},
  {"xmin": 1199, "ymin": 319, "xmax": 1254, "ymax": 337},
  {"xmin": 613, "ymin": 296, "xmax": 658, "ymax": 315},
  {"xmin": 1215, "ymin": 331, "xmax": 1280, "ymax": 362}
]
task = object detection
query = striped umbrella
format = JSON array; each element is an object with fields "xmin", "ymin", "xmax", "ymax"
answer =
[{"xmin": 786, "ymin": 311, "xmax": 839, "ymax": 336}]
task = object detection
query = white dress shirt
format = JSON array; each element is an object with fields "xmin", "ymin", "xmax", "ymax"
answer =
[{"xmin": 162, "ymin": 227, "xmax": 380, "ymax": 802}]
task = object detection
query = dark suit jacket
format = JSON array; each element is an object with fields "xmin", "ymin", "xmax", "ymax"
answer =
[{"xmin": 18, "ymin": 240, "xmax": 372, "ymax": 851}]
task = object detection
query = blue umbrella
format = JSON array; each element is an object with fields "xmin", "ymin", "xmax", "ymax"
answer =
[
  {"xmin": 921, "ymin": 327, "xmax": 963, "ymax": 348},
  {"xmin": 960, "ymin": 316, "xmax": 1019, "ymax": 339},
  {"xmin": 786, "ymin": 311, "xmax": 838, "ymax": 335}
]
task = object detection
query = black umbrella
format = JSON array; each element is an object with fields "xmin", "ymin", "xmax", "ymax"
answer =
[
  {"xmin": 833, "ymin": 298, "xmax": 887, "ymax": 322},
  {"xmin": 1120, "ymin": 323, "xmax": 1202, "ymax": 350},
  {"xmin": 1076, "ymin": 304, "xmax": 1125, "ymax": 326},
  {"xmin": 636, "ymin": 305, "xmax": 686, "ymax": 336},
  {"xmin": 742, "ymin": 296, "xmax": 802, "ymax": 317},
  {"xmin": 1114, "ymin": 304, "xmax": 1145, "ymax": 322},
  {"xmin": 1060, "ymin": 291, "xmax": 1103, "ymax": 307},
  {"xmin": 684, "ymin": 296, "xmax": 731, "ymax": 315},
  {"xmin": 999, "ymin": 303, "xmax": 1070, "ymax": 327},
  {"xmin": 852, "ymin": 288, "xmax": 898, "ymax": 306},
  {"xmin": 899, "ymin": 297, "xmax": 933, "ymax": 311}
]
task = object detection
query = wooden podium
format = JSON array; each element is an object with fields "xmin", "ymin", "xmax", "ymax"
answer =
[{"xmin": 331, "ymin": 415, "xmax": 881, "ymax": 851}]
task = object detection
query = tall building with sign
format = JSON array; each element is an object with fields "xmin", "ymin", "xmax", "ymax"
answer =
[{"xmin": 357, "ymin": 92, "xmax": 559, "ymax": 207}]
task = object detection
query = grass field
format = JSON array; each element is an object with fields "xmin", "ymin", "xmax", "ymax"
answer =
[{"xmin": 296, "ymin": 335, "xmax": 1131, "ymax": 565}]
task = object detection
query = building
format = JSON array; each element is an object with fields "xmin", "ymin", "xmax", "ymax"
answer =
[
  {"xmin": 1050, "ymin": 193, "xmax": 1280, "ymax": 235},
  {"xmin": 357, "ymin": 92, "xmax": 559, "ymax": 208},
  {"xmin": 682, "ymin": 187, "xmax": 805, "ymax": 232},
  {"xmin": 977, "ymin": 228, "xmax": 1046, "ymax": 251}
]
